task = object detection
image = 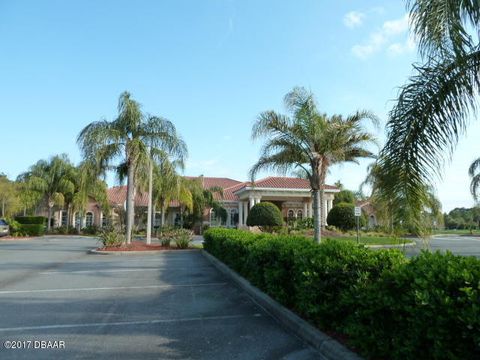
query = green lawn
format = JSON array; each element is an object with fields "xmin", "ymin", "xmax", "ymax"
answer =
[{"xmin": 327, "ymin": 236, "xmax": 414, "ymax": 246}]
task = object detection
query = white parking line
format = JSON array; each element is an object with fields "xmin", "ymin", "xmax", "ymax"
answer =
[
  {"xmin": 39, "ymin": 266, "xmax": 210, "ymax": 275},
  {"xmin": 0, "ymin": 313, "xmax": 263, "ymax": 332},
  {"xmin": 0, "ymin": 282, "xmax": 227, "ymax": 295}
]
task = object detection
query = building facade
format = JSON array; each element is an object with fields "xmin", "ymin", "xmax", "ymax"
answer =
[{"xmin": 50, "ymin": 176, "xmax": 339, "ymax": 229}]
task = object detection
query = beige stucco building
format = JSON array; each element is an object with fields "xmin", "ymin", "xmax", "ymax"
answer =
[{"xmin": 50, "ymin": 176, "xmax": 339, "ymax": 229}]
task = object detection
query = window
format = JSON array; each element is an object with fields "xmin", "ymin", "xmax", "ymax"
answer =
[
  {"xmin": 86, "ymin": 212, "xmax": 94, "ymax": 227},
  {"xmin": 230, "ymin": 209, "xmax": 238, "ymax": 226},
  {"xmin": 210, "ymin": 209, "xmax": 216, "ymax": 224},
  {"xmin": 61, "ymin": 210, "xmax": 68, "ymax": 227},
  {"xmin": 287, "ymin": 209, "xmax": 295, "ymax": 219},
  {"xmin": 297, "ymin": 210, "xmax": 303, "ymax": 220},
  {"xmin": 74, "ymin": 212, "xmax": 80, "ymax": 228},
  {"xmin": 101, "ymin": 212, "xmax": 109, "ymax": 227}
]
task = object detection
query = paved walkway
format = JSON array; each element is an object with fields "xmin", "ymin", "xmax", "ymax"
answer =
[{"xmin": 0, "ymin": 236, "xmax": 320, "ymax": 359}]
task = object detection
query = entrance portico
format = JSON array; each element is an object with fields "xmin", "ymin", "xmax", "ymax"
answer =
[{"xmin": 233, "ymin": 185, "xmax": 338, "ymax": 226}]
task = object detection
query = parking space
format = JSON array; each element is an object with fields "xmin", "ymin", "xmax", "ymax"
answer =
[{"xmin": 0, "ymin": 236, "xmax": 320, "ymax": 359}]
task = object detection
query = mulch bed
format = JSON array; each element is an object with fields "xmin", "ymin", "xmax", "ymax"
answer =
[
  {"xmin": 99, "ymin": 241, "xmax": 186, "ymax": 252},
  {"xmin": 0, "ymin": 236, "xmax": 33, "ymax": 241}
]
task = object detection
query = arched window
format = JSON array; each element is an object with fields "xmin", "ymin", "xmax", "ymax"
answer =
[
  {"xmin": 287, "ymin": 209, "xmax": 295, "ymax": 219},
  {"xmin": 85, "ymin": 212, "xmax": 94, "ymax": 227},
  {"xmin": 74, "ymin": 212, "xmax": 80, "ymax": 228},
  {"xmin": 230, "ymin": 209, "xmax": 238, "ymax": 226},
  {"xmin": 61, "ymin": 210, "xmax": 68, "ymax": 226},
  {"xmin": 297, "ymin": 210, "xmax": 303, "ymax": 220}
]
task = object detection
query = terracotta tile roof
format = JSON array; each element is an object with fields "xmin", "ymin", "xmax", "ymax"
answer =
[
  {"xmin": 233, "ymin": 177, "xmax": 338, "ymax": 192},
  {"xmin": 185, "ymin": 176, "xmax": 241, "ymax": 189},
  {"xmin": 107, "ymin": 186, "xmax": 148, "ymax": 207},
  {"xmin": 107, "ymin": 176, "xmax": 338, "ymax": 206}
]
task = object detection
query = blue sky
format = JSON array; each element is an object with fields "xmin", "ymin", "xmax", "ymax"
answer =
[{"xmin": 1, "ymin": 0, "xmax": 478, "ymax": 212}]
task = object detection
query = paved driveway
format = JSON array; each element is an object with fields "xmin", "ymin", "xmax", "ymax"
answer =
[
  {"xmin": 0, "ymin": 236, "xmax": 320, "ymax": 359},
  {"xmin": 404, "ymin": 235, "xmax": 480, "ymax": 258}
]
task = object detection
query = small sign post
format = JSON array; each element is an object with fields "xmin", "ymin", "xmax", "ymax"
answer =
[{"xmin": 354, "ymin": 206, "xmax": 361, "ymax": 244}]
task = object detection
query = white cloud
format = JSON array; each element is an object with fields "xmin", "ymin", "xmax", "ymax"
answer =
[
  {"xmin": 382, "ymin": 15, "xmax": 409, "ymax": 35},
  {"xmin": 343, "ymin": 11, "xmax": 365, "ymax": 28},
  {"xmin": 351, "ymin": 14, "xmax": 414, "ymax": 59},
  {"xmin": 387, "ymin": 35, "xmax": 416, "ymax": 57}
]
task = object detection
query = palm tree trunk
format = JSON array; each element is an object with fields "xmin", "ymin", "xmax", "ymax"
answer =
[
  {"xmin": 125, "ymin": 163, "xmax": 135, "ymax": 245},
  {"xmin": 146, "ymin": 159, "xmax": 153, "ymax": 245},
  {"xmin": 313, "ymin": 189, "xmax": 321, "ymax": 243},
  {"xmin": 320, "ymin": 188, "xmax": 325, "ymax": 229},
  {"xmin": 160, "ymin": 204, "xmax": 166, "ymax": 228},
  {"xmin": 47, "ymin": 205, "xmax": 52, "ymax": 233}
]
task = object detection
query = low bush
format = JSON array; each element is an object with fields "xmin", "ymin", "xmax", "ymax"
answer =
[
  {"xmin": 82, "ymin": 225, "xmax": 99, "ymax": 235},
  {"xmin": 246, "ymin": 202, "xmax": 283, "ymax": 230},
  {"xmin": 14, "ymin": 216, "xmax": 46, "ymax": 225},
  {"xmin": 5, "ymin": 218, "xmax": 21, "ymax": 235},
  {"xmin": 345, "ymin": 251, "xmax": 480, "ymax": 360},
  {"xmin": 327, "ymin": 202, "xmax": 363, "ymax": 230},
  {"xmin": 175, "ymin": 229, "xmax": 194, "ymax": 249},
  {"xmin": 54, "ymin": 226, "xmax": 69, "ymax": 235},
  {"xmin": 98, "ymin": 228, "xmax": 124, "ymax": 247},
  {"xmin": 18, "ymin": 224, "xmax": 45, "ymax": 236},
  {"xmin": 204, "ymin": 228, "xmax": 480, "ymax": 359}
]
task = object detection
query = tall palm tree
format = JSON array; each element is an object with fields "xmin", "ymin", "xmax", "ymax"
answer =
[
  {"xmin": 377, "ymin": 1, "xmax": 480, "ymax": 233},
  {"xmin": 250, "ymin": 87, "xmax": 378, "ymax": 242},
  {"xmin": 20, "ymin": 154, "xmax": 76, "ymax": 232},
  {"xmin": 71, "ymin": 161, "xmax": 110, "ymax": 232},
  {"xmin": 77, "ymin": 92, "xmax": 187, "ymax": 244},
  {"xmin": 151, "ymin": 159, "xmax": 191, "ymax": 229}
]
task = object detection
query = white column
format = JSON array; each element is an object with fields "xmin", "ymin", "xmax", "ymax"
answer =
[
  {"xmin": 308, "ymin": 201, "xmax": 313, "ymax": 218},
  {"xmin": 243, "ymin": 201, "xmax": 249, "ymax": 225},
  {"xmin": 238, "ymin": 202, "xmax": 243, "ymax": 226},
  {"xmin": 323, "ymin": 200, "xmax": 328, "ymax": 226},
  {"xmin": 303, "ymin": 202, "xmax": 308, "ymax": 218},
  {"xmin": 249, "ymin": 197, "xmax": 255, "ymax": 209},
  {"xmin": 328, "ymin": 199, "xmax": 333, "ymax": 213}
]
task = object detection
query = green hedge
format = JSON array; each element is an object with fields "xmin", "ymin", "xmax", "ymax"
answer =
[
  {"xmin": 18, "ymin": 224, "xmax": 45, "ymax": 236},
  {"xmin": 15, "ymin": 216, "xmax": 46, "ymax": 225},
  {"xmin": 203, "ymin": 228, "xmax": 480, "ymax": 359}
]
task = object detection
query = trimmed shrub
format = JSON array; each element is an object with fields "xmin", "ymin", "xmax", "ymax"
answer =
[
  {"xmin": 15, "ymin": 216, "xmax": 46, "ymax": 225},
  {"xmin": 203, "ymin": 228, "xmax": 480, "ymax": 360},
  {"xmin": 326, "ymin": 202, "xmax": 356, "ymax": 230},
  {"xmin": 246, "ymin": 202, "xmax": 283, "ymax": 229},
  {"xmin": 18, "ymin": 224, "xmax": 45, "ymax": 236},
  {"xmin": 345, "ymin": 251, "xmax": 480, "ymax": 360}
]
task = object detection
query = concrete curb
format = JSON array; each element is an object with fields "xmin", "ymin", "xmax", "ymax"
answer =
[
  {"xmin": 89, "ymin": 248, "xmax": 199, "ymax": 255},
  {"xmin": 201, "ymin": 250, "xmax": 363, "ymax": 360}
]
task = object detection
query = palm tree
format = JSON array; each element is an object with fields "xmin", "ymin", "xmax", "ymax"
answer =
[
  {"xmin": 20, "ymin": 154, "xmax": 76, "ymax": 232},
  {"xmin": 469, "ymin": 158, "xmax": 480, "ymax": 202},
  {"xmin": 71, "ymin": 161, "xmax": 110, "ymax": 232},
  {"xmin": 250, "ymin": 87, "xmax": 378, "ymax": 242},
  {"xmin": 362, "ymin": 162, "xmax": 442, "ymax": 234},
  {"xmin": 77, "ymin": 92, "xmax": 187, "ymax": 244},
  {"xmin": 377, "ymin": 1, "xmax": 480, "ymax": 233},
  {"xmin": 151, "ymin": 159, "xmax": 191, "ymax": 229}
]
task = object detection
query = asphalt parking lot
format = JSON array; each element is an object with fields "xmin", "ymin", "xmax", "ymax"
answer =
[
  {"xmin": 404, "ymin": 234, "xmax": 480, "ymax": 258},
  {"xmin": 0, "ymin": 236, "xmax": 320, "ymax": 360}
]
